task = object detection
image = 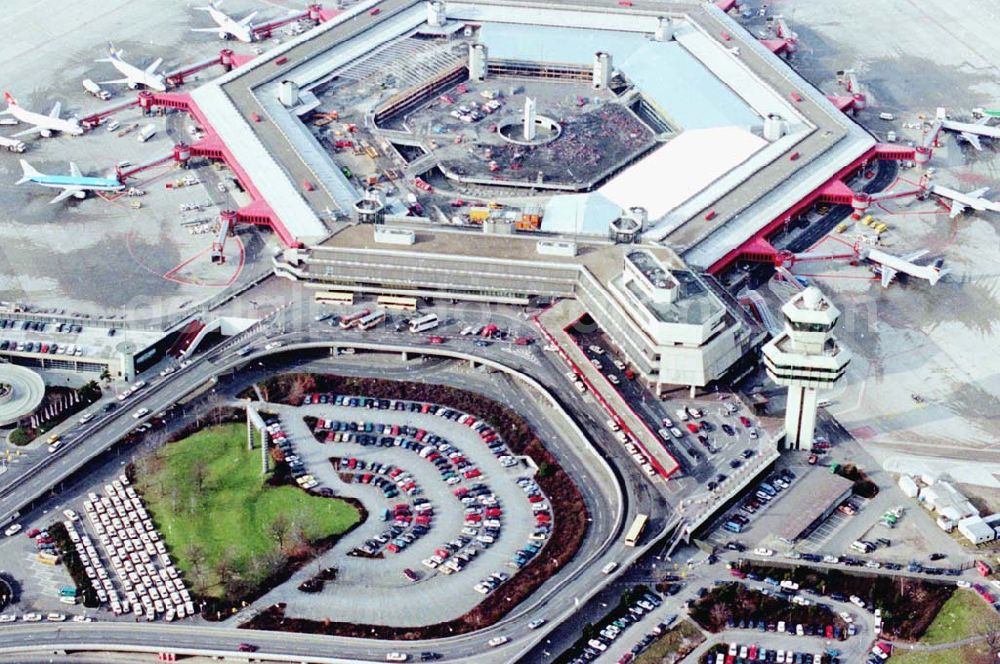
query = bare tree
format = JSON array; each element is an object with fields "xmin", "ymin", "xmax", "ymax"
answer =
[
  {"xmin": 268, "ymin": 513, "xmax": 291, "ymax": 551},
  {"xmin": 185, "ymin": 543, "xmax": 207, "ymax": 593}
]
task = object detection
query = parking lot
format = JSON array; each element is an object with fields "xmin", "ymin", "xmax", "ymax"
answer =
[
  {"xmin": 567, "ymin": 327, "xmax": 772, "ymax": 488},
  {"xmin": 236, "ymin": 395, "xmax": 547, "ymax": 627}
]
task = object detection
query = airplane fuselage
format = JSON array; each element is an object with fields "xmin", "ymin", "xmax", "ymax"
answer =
[
  {"xmin": 941, "ymin": 119, "xmax": 1000, "ymax": 141},
  {"xmin": 930, "ymin": 184, "xmax": 1000, "ymax": 215},
  {"xmin": 110, "ymin": 58, "xmax": 166, "ymax": 92},
  {"xmin": 9, "ymin": 106, "xmax": 82, "ymax": 136},
  {"xmin": 865, "ymin": 248, "xmax": 943, "ymax": 286},
  {"xmin": 209, "ymin": 9, "xmax": 253, "ymax": 42},
  {"xmin": 28, "ymin": 174, "xmax": 123, "ymax": 192}
]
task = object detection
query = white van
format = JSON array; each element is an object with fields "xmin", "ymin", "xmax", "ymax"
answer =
[{"xmin": 601, "ymin": 561, "xmax": 618, "ymax": 575}]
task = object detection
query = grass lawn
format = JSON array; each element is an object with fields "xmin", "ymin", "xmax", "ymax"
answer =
[
  {"xmin": 920, "ymin": 589, "xmax": 1000, "ymax": 646},
  {"xmin": 634, "ymin": 620, "xmax": 705, "ymax": 664},
  {"xmin": 136, "ymin": 423, "xmax": 359, "ymax": 598},
  {"xmin": 891, "ymin": 642, "xmax": 993, "ymax": 664}
]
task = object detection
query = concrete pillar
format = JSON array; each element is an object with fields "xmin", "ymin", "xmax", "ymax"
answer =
[
  {"xmin": 426, "ymin": 1, "xmax": 446, "ymax": 26},
  {"xmin": 261, "ymin": 430, "xmax": 270, "ymax": 475},
  {"xmin": 654, "ymin": 17, "xmax": 674, "ymax": 42},
  {"xmin": 468, "ymin": 43, "xmax": 487, "ymax": 82},
  {"xmin": 784, "ymin": 385, "xmax": 819, "ymax": 450},
  {"xmin": 246, "ymin": 408, "xmax": 254, "ymax": 451},
  {"xmin": 689, "ymin": 385, "xmax": 696, "ymax": 399},
  {"xmin": 401, "ymin": 351, "xmax": 409, "ymax": 361},
  {"xmin": 469, "ymin": 359, "xmax": 477, "ymax": 369},
  {"xmin": 523, "ymin": 97, "xmax": 537, "ymax": 141},
  {"xmin": 593, "ymin": 52, "xmax": 612, "ymax": 90},
  {"xmin": 279, "ymin": 80, "xmax": 300, "ymax": 107}
]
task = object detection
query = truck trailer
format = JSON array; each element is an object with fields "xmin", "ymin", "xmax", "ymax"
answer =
[
  {"xmin": 137, "ymin": 124, "xmax": 157, "ymax": 143},
  {"xmin": 0, "ymin": 136, "xmax": 26, "ymax": 153},
  {"xmin": 82, "ymin": 79, "xmax": 111, "ymax": 101}
]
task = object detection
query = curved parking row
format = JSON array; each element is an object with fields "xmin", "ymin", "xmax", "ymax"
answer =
[
  {"xmin": 302, "ymin": 393, "xmax": 550, "ymax": 598},
  {"xmin": 332, "ymin": 457, "xmax": 435, "ymax": 558},
  {"xmin": 267, "ymin": 416, "xmax": 322, "ymax": 491}
]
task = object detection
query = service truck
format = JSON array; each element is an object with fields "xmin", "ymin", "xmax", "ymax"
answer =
[
  {"xmin": 0, "ymin": 136, "xmax": 26, "ymax": 153},
  {"xmin": 137, "ymin": 123, "xmax": 156, "ymax": 143},
  {"xmin": 82, "ymin": 79, "xmax": 111, "ymax": 101}
]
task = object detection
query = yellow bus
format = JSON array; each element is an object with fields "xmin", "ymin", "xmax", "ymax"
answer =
[
  {"xmin": 624, "ymin": 513, "xmax": 649, "ymax": 547},
  {"xmin": 376, "ymin": 295, "xmax": 418, "ymax": 312},
  {"xmin": 314, "ymin": 290, "xmax": 355, "ymax": 306}
]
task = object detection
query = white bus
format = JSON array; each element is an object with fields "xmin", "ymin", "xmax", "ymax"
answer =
[
  {"xmin": 339, "ymin": 308, "xmax": 371, "ymax": 329},
  {"xmin": 409, "ymin": 313, "xmax": 440, "ymax": 333},
  {"xmin": 357, "ymin": 310, "xmax": 386, "ymax": 331}
]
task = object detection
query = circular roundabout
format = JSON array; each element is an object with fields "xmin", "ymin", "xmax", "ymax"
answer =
[{"xmin": 0, "ymin": 364, "xmax": 45, "ymax": 427}]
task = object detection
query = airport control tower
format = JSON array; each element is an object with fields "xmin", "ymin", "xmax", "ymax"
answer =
[{"xmin": 763, "ymin": 286, "xmax": 850, "ymax": 450}]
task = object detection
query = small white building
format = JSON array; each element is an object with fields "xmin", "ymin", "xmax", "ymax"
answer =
[
  {"xmin": 936, "ymin": 516, "xmax": 955, "ymax": 532},
  {"xmin": 898, "ymin": 475, "xmax": 920, "ymax": 499},
  {"xmin": 958, "ymin": 516, "xmax": 996, "ymax": 545},
  {"xmin": 921, "ymin": 481, "xmax": 978, "ymax": 520}
]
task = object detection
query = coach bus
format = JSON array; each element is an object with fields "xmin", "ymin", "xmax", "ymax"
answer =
[
  {"xmin": 357, "ymin": 310, "xmax": 387, "ymax": 331},
  {"xmin": 313, "ymin": 290, "xmax": 355, "ymax": 306},
  {"xmin": 339, "ymin": 308, "xmax": 371, "ymax": 329},
  {"xmin": 624, "ymin": 513, "xmax": 649, "ymax": 547},
  {"xmin": 376, "ymin": 295, "xmax": 418, "ymax": 312},
  {"xmin": 408, "ymin": 313, "xmax": 440, "ymax": 333}
]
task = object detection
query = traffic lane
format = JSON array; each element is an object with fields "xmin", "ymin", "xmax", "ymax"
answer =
[
  {"xmin": 0, "ymin": 324, "xmax": 640, "ymax": 652},
  {"xmin": 569, "ymin": 334, "xmax": 695, "ymax": 476},
  {"xmin": 3, "ymin": 352, "xmax": 630, "ymax": 662},
  {"xmin": 234, "ymin": 335, "xmax": 650, "ymax": 654},
  {"xmin": 0, "ymin": 362, "xmax": 220, "ymax": 524}
]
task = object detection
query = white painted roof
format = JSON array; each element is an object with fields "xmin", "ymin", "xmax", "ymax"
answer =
[
  {"xmin": 190, "ymin": 84, "xmax": 328, "ymax": 243},
  {"xmin": 599, "ymin": 127, "xmax": 767, "ymax": 219}
]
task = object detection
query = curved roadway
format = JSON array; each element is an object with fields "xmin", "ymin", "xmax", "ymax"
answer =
[{"xmin": 0, "ymin": 308, "xmax": 674, "ymax": 662}]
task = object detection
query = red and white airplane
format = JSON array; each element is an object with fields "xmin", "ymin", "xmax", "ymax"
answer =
[{"xmin": 1, "ymin": 92, "xmax": 83, "ymax": 138}]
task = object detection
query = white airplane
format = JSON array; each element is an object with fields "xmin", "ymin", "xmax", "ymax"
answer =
[
  {"xmin": 96, "ymin": 43, "xmax": 166, "ymax": 92},
  {"xmin": 16, "ymin": 159, "xmax": 124, "ymax": 204},
  {"xmin": 936, "ymin": 107, "xmax": 1000, "ymax": 151},
  {"xmin": 928, "ymin": 184, "xmax": 1000, "ymax": 219},
  {"xmin": 860, "ymin": 247, "xmax": 947, "ymax": 288},
  {"xmin": 192, "ymin": 2, "xmax": 258, "ymax": 43},
  {"xmin": 1, "ymin": 92, "xmax": 83, "ymax": 138}
]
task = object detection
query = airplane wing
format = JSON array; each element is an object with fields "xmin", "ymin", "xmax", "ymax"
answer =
[
  {"xmin": 145, "ymin": 58, "xmax": 163, "ymax": 75},
  {"xmin": 880, "ymin": 266, "xmax": 897, "ymax": 288},
  {"xmin": 901, "ymin": 249, "xmax": 929, "ymax": 262},
  {"xmin": 969, "ymin": 187, "xmax": 989, "ymax": 198},
  {"xmin": 48, "ymin": 101, "xmax": 62, "ymax": 119},
  {"xmin": 11, "ymin": 125, "xmax": 45, "ymax": 138},
  {"xmin": 240, "ymin": 10, "xmax": 258, "ymax": 25},
  {"xmin": 49, "ymin": 187, "xmax": 82, "ymax": 204},
  {"xmin": 961, "ymin": 132, "xmax": 983, "ymax": 150},
  {"xmin": 949, "ymin": 199, "xmax": 966, "ymax": 219},
  {"xmin": 69, "ymin": 162, "xmax": 82, "ymax": 178}
]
